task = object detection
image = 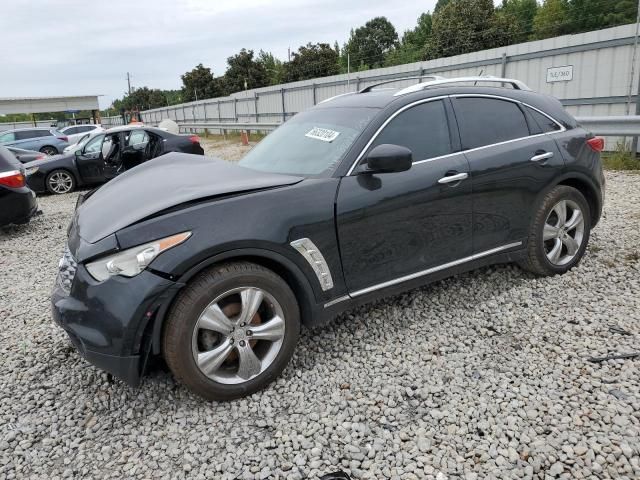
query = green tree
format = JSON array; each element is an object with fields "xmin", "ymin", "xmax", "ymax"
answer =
[
  {"xmin": 258, "ymin": 50, "xmax": 285, "ymax": 85},
  {"xmin": 567, "ymin": 0, "xmax": 637, "ymax": 33},
  {"xmin": 223, "ymin": 49, "xmax": 269, "ymax": 94},
  {"xmin": 283, "ymin": 43, "xmax": 340, "ymax": 82},
  {"xmin": 343, "ymin": 17, "xmax": 399, "ymax": 69},
  {"xmin": 114, "ymin": 87, "xmax": 172, "ymax": 111},
  {"xmin": 180, "ymin": 63, "xmax": 223, "ymax": 102},
  {"xmin": 531, "ymin": 0, "xmax": 570, "ymax": 39},
  {"xmin": 497, "ymin": 0, "xmax": 538, "ymax": 42},
  {"xmin": 434, "ymin": 0, "xmax": 450, "ymax": 12},
  {"xmin": 429, "ymin": 0, "xmax": 514, "ymax": 58},
  {"xmin": 385, "ymin": 13, "xmax": 433, "ymax": 66}
]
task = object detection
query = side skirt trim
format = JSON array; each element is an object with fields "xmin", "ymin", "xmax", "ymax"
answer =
[{"xmin": 347, "ymin": 241, "xmax": 523, "ymax": 299}]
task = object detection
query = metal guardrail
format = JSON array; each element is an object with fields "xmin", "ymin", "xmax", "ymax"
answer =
[
  {"xmin": 178, "ymin": 121, "xmax": 281, "ymax": 132},
  {"xmin": 576, "ymin": 116, "xmax": 640, "ymax": 136},
  {"xmin": 177, "ymin": 117, "xmax": 640, "ymax": 136}
]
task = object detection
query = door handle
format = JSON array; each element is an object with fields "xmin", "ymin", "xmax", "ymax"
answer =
[
  {"xmin": 438, "ymin": 172, "xmax": 468, "ymax": 184},
  {"xmin": 530, "ymin": 151, "xmax": 554, "ymax": 162}
]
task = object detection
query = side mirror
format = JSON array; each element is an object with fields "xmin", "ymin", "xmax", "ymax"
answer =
[
  {"xmin": 363, "ymin": 144, "xmax": 412, "ymax": 174},
  {"xmin": 75, "ymin": 149, "xmax": 81, "ymax": 157}
]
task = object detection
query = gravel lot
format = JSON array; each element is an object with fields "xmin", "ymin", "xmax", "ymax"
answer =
[{"xmin": 1, "ymin": 164, "xmax": 639, "ymax": 479}]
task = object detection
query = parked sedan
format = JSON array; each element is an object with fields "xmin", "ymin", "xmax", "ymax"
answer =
[
  {"xmin": 0, "ymin": 145, "xmax": 38, "ymax": 226},
  {"xmin": 59, "ymin": 124, "xmax": 103, "ymax": 145},
  {"xmin": 6, "ymin": 146, "xmax": 47, "ymax": 163},
  {"xmin": 0, "ymin": 127, "xmax": 69, "ymax": 155},
  {"xmin": 25, "ymin": 125, "xmax": 204, "ymax": 194},
  {"xmin": 51, "ymin": 76, "xmax": 605, "ymax": 400}
]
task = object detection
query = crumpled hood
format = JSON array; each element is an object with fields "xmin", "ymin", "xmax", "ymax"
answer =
[{"xmin": 75, "ymin": 153, "xmax": 303, "ymax": 243}]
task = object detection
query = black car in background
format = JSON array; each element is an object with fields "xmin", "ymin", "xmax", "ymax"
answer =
[
  {"xmin": 25, "ymin": 126, "xmax": 205, "ymax": 194},
  {"xmin": 0, "ymin": 145, "xmax": 38, "ymax": 226},
  {"xmin": 7, "ymin": 146, "xmax": 47, "ymax": 163},
  {"xmin": 52, "ymin": 76, "xmax": 605, "ymax": 400}
]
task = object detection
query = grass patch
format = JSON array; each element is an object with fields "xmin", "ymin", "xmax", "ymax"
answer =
[{"xmin": 602, "ymin": 141, "xmax": 640, "ymax": 170}]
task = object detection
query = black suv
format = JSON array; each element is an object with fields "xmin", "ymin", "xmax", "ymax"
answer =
[{"xmin": 52, "ymin": 77, "xmax": 605, "ymax": 400}]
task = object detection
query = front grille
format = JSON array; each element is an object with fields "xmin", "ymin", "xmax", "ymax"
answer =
[{"xmin": 56, "ymin": 246, "xmax": 77, "ymax": 294}]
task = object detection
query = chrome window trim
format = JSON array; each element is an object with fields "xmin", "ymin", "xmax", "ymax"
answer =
[
  {"xmin": 349, "ymin": 241, "xmax": 523, "ymax": 298},
  {"xmin": 345, "ymin": 95, "xmax": 449, "ymax": 175},
  {"xmin": 346, "ymin": 94, "xmax": 566, "ymax": 176}
]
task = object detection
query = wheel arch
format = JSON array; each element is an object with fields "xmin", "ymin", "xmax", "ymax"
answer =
[
  {"xmin": 554, "ymin": 174, "xmax": 602, "ymax": 226},
  {"xmin": 150, "ymin": 248, "xmax": 319, "ymax": 355}
]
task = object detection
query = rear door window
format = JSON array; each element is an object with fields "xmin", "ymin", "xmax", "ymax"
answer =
[
  {"xmin": 126, "ymin": 130, "xmax": 149, "ymax": 150},
  {"xmin": 0, "ymin": 132, "xmax": 15, "ymax": 143},
  {"xmin": 454, "ymin": 97, "xmax": 530, "ymax": 150},
  {"xmin": 369, "ymin": 100, "xmax": 453, "ymax": 162}
]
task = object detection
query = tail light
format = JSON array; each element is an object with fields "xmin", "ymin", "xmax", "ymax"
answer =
[
  {"xmin": 36, "ymin": 154, "xmax": 46, "ymax": 161},
  {"xmin": 58, "ymin": 136, "xmax": 68, "ymax": 142},
  {"xmin": 587, "ymin": 137, "xmax": 604, "ymax": 152},
  {"xmin": 0, "ymin": 170, "xmax": 26, "ymax": 188},
  {"xmin": 189, "ymin": 135, "xmax": 201, "ymax": 144}
]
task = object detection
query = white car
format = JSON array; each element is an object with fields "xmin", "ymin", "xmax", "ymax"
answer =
[
  {"xmin": 60, "ymin": 124, "xmax": 104, "ymax": 146},
  {"xmin": 62, "ymin": 132, "xmax": 95, "ymax": 154}
]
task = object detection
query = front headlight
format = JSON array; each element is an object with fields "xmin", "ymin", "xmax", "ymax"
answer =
[
  {"xmin": 85, "ymin": 232, "xmax": 191, "ymax": 282},
  {"xmin": 25, "ymin": 166, "xmax": 39, "ymax": 176}
]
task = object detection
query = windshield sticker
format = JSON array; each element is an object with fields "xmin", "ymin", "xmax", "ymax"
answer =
[{"xmin": 305, "ymin": 127, "xmax": 340, "ymax": 142}]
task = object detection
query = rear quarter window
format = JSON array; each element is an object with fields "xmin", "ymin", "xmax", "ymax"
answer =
[
  {"xmin": 526, "ymin": 107, "xmax": 562, "ymax": 134},
  {"xmin": 454, "ymin": 97, "xmax": 530, "ymax": 150}
]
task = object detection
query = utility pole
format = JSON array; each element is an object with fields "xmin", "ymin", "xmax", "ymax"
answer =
[
  {"xmin": 194, "ymin": 88, "xmax": 198, "ymax": 102},
  {"xmin": 127, "ymin": 72, "xmax": 132, "ymax": 95},
  {"xmin": 631, "ymin": 0, "xmax": 640, "ymax": 157},
  {"xmin": 287, "ymin": 47, "xmax": 291, "ymax": 62},
  {"xmin": 347, "ymin": 53, "xmax": 351, "ymax": 88}
]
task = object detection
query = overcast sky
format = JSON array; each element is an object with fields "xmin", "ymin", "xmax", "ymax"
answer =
[{"xmin": 1, "ymin": 0, "xmax": 488, "ymax": 109}]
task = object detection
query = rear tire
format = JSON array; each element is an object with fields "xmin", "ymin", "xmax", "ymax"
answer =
[
  {"xmin": 163, "ymin": 262, "xmax": 300, "ymax": 401},
  {"xmin": 39, "ymin": 146, "xmax": 58, "ymax": 156},
  {"xmin": 519, "ymin": 185, "xmax": 591, "ymax": 276}
]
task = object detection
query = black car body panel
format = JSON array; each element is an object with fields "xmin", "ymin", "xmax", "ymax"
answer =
[
  {"xmin": 75, "ymin": 154, "xmax": 304, "ymax": 244},
  {"xmin": 0, "ymin": 146, "xmax": 38, "ymax": 226},
  {"xmin": 52, "ymin": 84, "xmax": 605, "ymax": 386},
  {"xmin": 7, "ymin": 146, "xmax": 45, "ymax": 164},
  {"xmin": 25, "ymin": 126, "xmax": 204, "ymax": 193}
]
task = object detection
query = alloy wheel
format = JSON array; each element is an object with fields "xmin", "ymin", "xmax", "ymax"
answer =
[
  {"xmin": 48, "ymin": 171, "xmax": 74, "ymax": 194},
  {"xmin": 543, "ymin": 199, "xmax": 585, "ymax": 266},
  {"xmin": 191, "ymin": 287, "xmax": 286, "ymax": 384}
]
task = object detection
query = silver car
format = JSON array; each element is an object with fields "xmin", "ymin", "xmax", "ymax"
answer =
[{"xmin": 0, "ymin": 127, "xmax": 70, "ymax": 155}]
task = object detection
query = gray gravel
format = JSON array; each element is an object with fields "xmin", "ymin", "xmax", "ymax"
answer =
[{"xmin": 1, "ymin": 171, "xmax": 639, "ymax": 480}]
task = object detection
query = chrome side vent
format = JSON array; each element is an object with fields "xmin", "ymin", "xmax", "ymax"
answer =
[{"xmin": 290, "ymin": 238, "xmax": 334, "ymax": 291}]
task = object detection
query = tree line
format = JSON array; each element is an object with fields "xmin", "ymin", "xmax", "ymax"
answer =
[{"xmin": 110, "ymin": 0, "xmax": 636, "ymax": 113}]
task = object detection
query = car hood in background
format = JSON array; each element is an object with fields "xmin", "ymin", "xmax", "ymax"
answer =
[
  {"xmin": 23, "ymin": 153, "xmax": 70, "ymax": 168},
  {"xmin": 75, "ymin": 153, "xmax": 303, "ymax": 243}
]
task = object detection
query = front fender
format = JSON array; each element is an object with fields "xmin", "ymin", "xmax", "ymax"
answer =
[{"xmin": 148, "ymin": 247, "xmax": 326, "ymax": 355}]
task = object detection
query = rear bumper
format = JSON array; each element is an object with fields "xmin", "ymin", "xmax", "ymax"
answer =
[
  {"xmin": 51, "ymin": 262, "xmax": 179, "ymax": 386},
  {"xmin": 0, "ymin": 187, "xmax": 37, "ymax": 226}
]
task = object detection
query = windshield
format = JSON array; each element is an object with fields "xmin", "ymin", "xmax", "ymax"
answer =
[{"xmin": 238, "ymin": 107, "xmax": 378, "ymax": 176}]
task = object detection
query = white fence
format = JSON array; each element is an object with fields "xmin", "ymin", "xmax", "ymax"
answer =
[{"xmin": 96, "ymin": 23, "xmax": 640, "ymax": 150}]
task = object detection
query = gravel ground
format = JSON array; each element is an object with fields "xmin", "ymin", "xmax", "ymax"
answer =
[
  {"xmin": 1, "ymin": 167, "xmax": 639, "ymax": 480},
  {"xmin": 200, "ymin": 137, "xmax": 257, "ymax": 162}
]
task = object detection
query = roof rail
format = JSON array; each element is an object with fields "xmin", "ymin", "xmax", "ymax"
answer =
[
  {"xmin": 359, "ymin": 75, "xmax": 446, "ymax": 93},
  {"xmin": 394, "ymin": 76, "xmax": 531, "ymax": 96},
  {"xmin": 318, "ymin": 92, "xmax": 356, "ymax": 104}
]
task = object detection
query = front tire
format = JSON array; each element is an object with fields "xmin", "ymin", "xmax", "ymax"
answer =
[
  {"xmin": 520, "ymin": 185, "xmax": 591, "ymax": 276},
  {"xmin": 46, "ymin": 169, "xmax": 76, "ymax": 194},
  {"xmin": 163, "ymin": 262, "xmax": 300, "ymax": 401}
]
